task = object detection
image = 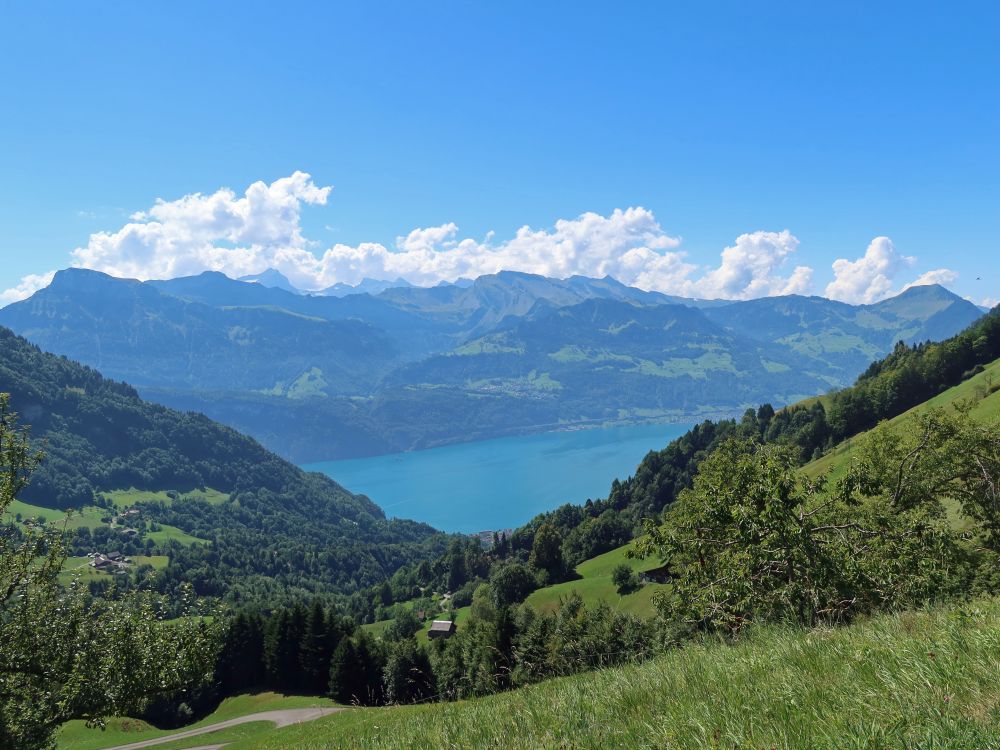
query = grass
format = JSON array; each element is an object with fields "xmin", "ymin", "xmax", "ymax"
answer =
[
  {"xmin": 101, "ymin": 487, "xmax": 230, "ymax": 508},
  {"xmin": 145, "ymin": 524, "xmax": 208, "ymax": 546},
  {"xmin": 4, "ymin": 500, "xmax": 107, "ymax": 530},
  {"xmin": 235, "ymin": 598, "xmax": 1000, "ymax": 749},
  {"xmin": 57, "ymin": 692, "xmax": 338, "ymax": 750},
  {"xmin": 5, "ymin": 490, "xmax": 221, "ymax": 548},
  {"xmin": 365, "ymin": 605, "xmax": 475, "ymax": 640},
  {"xmin": 364, "ymin": 542, "xmax": 666, "ymax": 640},
  {"xmin": 525, "ymin": 542, "xmax": 664, "ymax": 618},
  {"xmin": 57, "ymin": 554, "xmax": 169, "ymax": 585}
]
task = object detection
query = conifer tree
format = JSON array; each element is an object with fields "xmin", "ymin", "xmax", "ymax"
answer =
[{"xmin": 299, "ymin": 600, "xmax": 331, "ymax": 694}]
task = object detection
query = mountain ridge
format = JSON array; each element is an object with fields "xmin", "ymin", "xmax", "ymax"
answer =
[{"xmin": 0, "ymin": 269, "xmax": 983, "ymax": 462}]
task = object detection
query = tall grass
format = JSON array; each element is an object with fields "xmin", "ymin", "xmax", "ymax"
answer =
[{"xmin": 238, "ymin": 598, "xmax": 1000, "ymax": 749}]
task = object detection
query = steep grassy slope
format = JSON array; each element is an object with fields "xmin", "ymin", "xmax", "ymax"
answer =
[
  {"xmin": 362, "ymin": 540, "xmax": 664, "ymax": 638},
  {"xmin": 524, "ymin": 542, "xmax": 659, "ymax": 617},
  {"xmin": 237, "ymin": 598, "xmax": 1000, "ymax": 749},
  {"xmin": 804, "ymin": 354, "xmax": 1000, "ymax": 484}
]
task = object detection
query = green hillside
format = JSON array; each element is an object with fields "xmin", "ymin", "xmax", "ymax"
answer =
[
  {"xmin": 235, "ymin": 598, "xmax": 1000, "ymax": 749},
  {"xmin": 0, "ymin": 325, "xmax": 447, "ymax": 603},
  {"xmin": 524, "ymin": 542, "xmax": 659, "ymax": 617},
  {"xmin": 805, "ymin": 355, "xmax": 1000, "ymax": 483}
]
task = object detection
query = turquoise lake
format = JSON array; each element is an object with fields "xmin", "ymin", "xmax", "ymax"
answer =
[{"xmin": 304, "ymin": 422, "xmax": 693, "ymax": 533}]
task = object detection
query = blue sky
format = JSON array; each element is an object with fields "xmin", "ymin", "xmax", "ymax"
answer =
[{"xmin": 1, "ymin": 1, "xmax": 997, "ymax": 304}]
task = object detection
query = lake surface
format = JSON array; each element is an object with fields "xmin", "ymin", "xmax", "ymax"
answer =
[{"xmin": 304, "ymin": 422, "xmax": 693, "ymax": 533}]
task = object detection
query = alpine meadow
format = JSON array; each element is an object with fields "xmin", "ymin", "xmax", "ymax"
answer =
[{"xmin": 2, "ymin": 4, "xmax": 999, "ymax": 749}]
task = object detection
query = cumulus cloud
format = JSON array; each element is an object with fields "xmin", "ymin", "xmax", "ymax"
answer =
[
  {"xmin": 902, "ymin": 268, "xmax": 960, "ymax": 291},
  {"xmin": 72, "ymin": 171, "xmax": 331, "ymax": 286},
  {"xmin": 44, "ymin": 172, "xmax": 816, "ymax": 300},
  {"xmin": 824, "ymin": 237, "xmax": 962, "ymax": 304},
  {"xmin": 0, "ymin": 172, "xmax": 963, "ymax": 307},
  {"xmin": 691, "ymin": 231, "xmax": 813, "ymax": 299},
  {"xmin": 824, "ymin": 237, "xmax": 915, "ymax": 304},
  {"xmin": 0, "ymin": 271, "xmax": 56, "ymax": 305}
]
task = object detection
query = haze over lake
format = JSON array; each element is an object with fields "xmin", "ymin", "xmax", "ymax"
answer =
[{"xmin": 305, "ymin": 422, "xmax": 693, "ymax": 532}]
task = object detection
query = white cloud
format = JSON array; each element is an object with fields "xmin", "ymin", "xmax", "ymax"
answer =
[
  {"xmin": 0, "ymin": 271, "xmax": 56, "ymax": 305},
  {"xmin": 982, "ymin": 297, "xmax": 999, "ymax": 309},
  {"xmin": 824, "ymin": 237, "xmax": 915, "ymax": 304},
  {"xmin": 824, "ymin": 237, "xmax": 961, "ymax": 304},
  {"xmin": 71, "ymin": 171, "xmax": 331, "ymax": 286},
  {"xmin": 689, "ymin": 230, "xmax": 813, "ymax": 299},
  {"xmin": 49, "ymin": 172, "xmax": 818, "ymax": 299},
  {"xmin": 902, "ymin": 268, "xmax": 960, "ymax": 291},
  {"xmin": 0, "ymin": 173, "xmax": 966, "ymax": 307}
]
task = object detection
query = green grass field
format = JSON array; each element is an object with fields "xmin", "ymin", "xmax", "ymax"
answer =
[
  {"xmin": 145, "ymin": 524, "xmax": 208, "ymax": 546},
  {"xmin": 4, "ymin": 499, "xmax": 107, "ymax": 530},
  {"xmin": 57, "ymin": 554, "xmax": 169, "ymax": 585},
  {"xmin": 233, "ymin": 598, "xmax": 1000, "ymax": 750},
  {"xmin": 525, "ymin": 542, "xmax": 663, "ymax": 618},
  {"xmin": 57, "ymin": 692, "xmax": 338, "ymax": 750},
  {"xmin": 5, "ymin": 488, "xmax": 219, "ymax": 547},
  {"xmin": 101, "ymin": 487, "xmax": 230, "ymax": 508}
]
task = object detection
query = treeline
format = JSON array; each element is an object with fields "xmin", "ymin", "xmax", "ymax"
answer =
[{"xmin": 153, "ymin": 591, "xmax": 653, "ymax": 723}]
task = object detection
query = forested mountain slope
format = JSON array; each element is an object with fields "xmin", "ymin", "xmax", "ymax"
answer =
[
  {"xmin": 0, "ymin": 326, "xmax": 446, "ymax": 600},
  {"xmin": 702, "ymin": 283, "xmax": 982, "ymax": 380}
]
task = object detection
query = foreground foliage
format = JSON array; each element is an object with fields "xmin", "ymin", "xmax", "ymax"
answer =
[
  {"xmin": 0, "ymin": 395, "xmax": 220, "ymax": 750},
  {"xmin": 635, "ymin": 409, "xmax": 989, "ymax": 633}
]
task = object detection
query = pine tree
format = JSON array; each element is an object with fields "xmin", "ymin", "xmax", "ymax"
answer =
[
  {"xmin": 264, "ymin": 604, "xmax": 307, "ymax": 692},
  {"xmin": 299, "ymin": 600, "xmax": 331, "ymax": 694},
  {"xmin": 328, "ymin": 638, "xmax": 359, "ymax": 704},
  {"xmin": 216, "ymin": 610, "xmax": 266, "ymax": 696}
]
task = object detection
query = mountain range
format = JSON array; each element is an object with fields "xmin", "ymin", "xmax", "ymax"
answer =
[{"xmin": 0, "ymin": 267, "xmax": 984, "ymax": 462}]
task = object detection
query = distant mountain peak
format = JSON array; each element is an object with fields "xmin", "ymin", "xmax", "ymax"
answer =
[
  {"xmin": 319, "ymin": 277, "xmax": 414, "ymax": 297},
  {"xmin": 893, "ymin": 283, "xmax": 956, "ymax": 300},
  {"xmin": 238, "ymin": 268, "xmax": 300, "ymax": 294},
  {"xmin": 48, "ymin": 267, "xmax": 141, "ymax": 293}
]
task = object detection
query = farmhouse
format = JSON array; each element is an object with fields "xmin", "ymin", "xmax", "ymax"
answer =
[
  {"xmin": 89, "ymin": 551, "xmax": 132, "ymax": 573},
  {"xmin": 640, "ymin": 564, "xmax": 674, "ymax": 584},
  {"xmin": 428, "ymin": 620, "xmax": 456, "ymax": 639}
]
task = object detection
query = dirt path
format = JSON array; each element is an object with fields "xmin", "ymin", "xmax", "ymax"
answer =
[{"xmin": 98, "ymin": 707, "xmax": 345, "ymax": 750}]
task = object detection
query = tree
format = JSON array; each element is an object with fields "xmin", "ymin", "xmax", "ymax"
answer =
[
  {"xmin": 528, "ymin": 524, "xmax": 564, "ymax": 580},
  {"xmin": 383, "ymin": 608, "xmax": 422, "ymax": 642},
  {"xmin": 0, "ymin": 394, "xmax": 219, "ymax": 750},
  {"xmin": 489, "ymin": 563, "xmax": 536, "ymax": 608},
  {"xmin": 264, "ymin": 604, "xmax": 307, "ymax": 693},
  {"xmin": 299, "ymin": 601, "xmax": 332, "ymax": 694},
  {"xmin": 382, "ymin": 640, "xmax": 434, "ymax": 704},
  {"xmin": 848, "ymin": 406, "xmax": 1000, "ymax": 551},
  {"xmin": 328, "ymin": 633, "xmax": 384, "ymax": 706},
  {"xmin": 610, "ymin": 563, "xmax": 639, "ymax": 594},
  {"xmin": 216, "ymin": 611, "xmax": 266, "ymax": 696},
  {"xmin": 636, "ymin": 436, "xmax": 962, "ymax": 634}
]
